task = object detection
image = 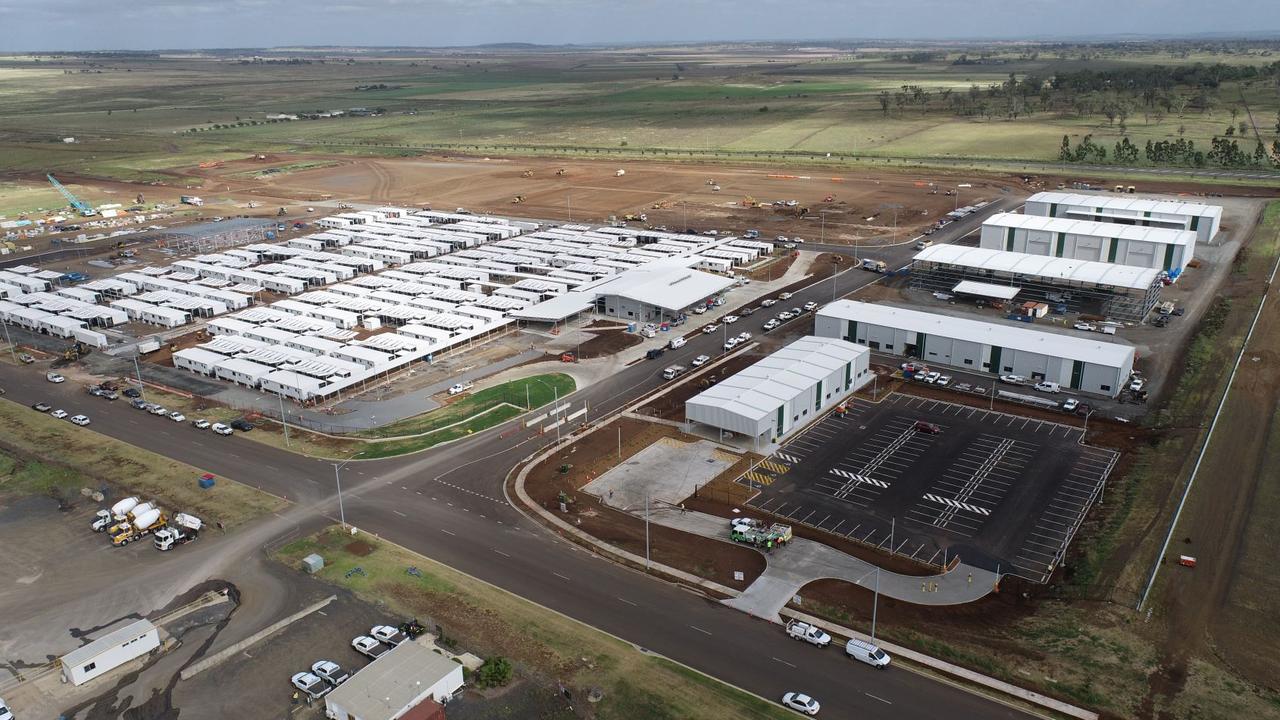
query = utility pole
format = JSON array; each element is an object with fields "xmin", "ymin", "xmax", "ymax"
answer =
[
  {"xmin": 554, "ymin": 385, "xmax": 560, "ymax": 442},
  {"xmin": 278, "ymin": 393, "xmax": 291, "ymax": 447},
  {"xmin": 871, "ymin": 567, "xmax": 881, "ymax": 640},
  {"xmin": 1, "ymin": 319, "xmax": 15, "ymax": 364},
  {"xmin": 645, "ymin": 493, "xmax": 651, "ymax": 570},
  {"xmin": 133, "ymin": 356, "xmax": 147, "ymax": 402},
  {"xmin": 333, "ymin": 461, "xmax": 349, "ymax": 529},
  {"xmin": 820, "ymin": 211, "xmax": 826, "ymax": 244},
  {"xmin": 617, "ymin": 425, "xmax": 622, "ymax": 460}
]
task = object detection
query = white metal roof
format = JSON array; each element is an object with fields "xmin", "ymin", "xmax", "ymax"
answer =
[
  {"xmin": 984, "ymin": 212, "xmax": 1196, "ymax": 246},
  {"xmin": 820, "ymin": 300, "xmax": 1136, "ymax": 368},
  {"xmin": 915, "ymin": 244, "xmax": 1161, "ymax": 291},
  {"xmin": 324, "ymin": 639, "xmax": 463, "ymax": 720},
  {"xmin": 952, "ymin": 280, "xmax": 1020, "ymax": 300},
  {"xmin": 173, "ymin": 347, "xmax": 229, "ymax": 367},
  {"xmin": 1026, "ymin": 191, "xmax": 1223, "ymax": 219},
  {"xmin": 687, "ymin": 336, "xmax": 866, "ymax": 422},
  {"xmin": 62, "ymin": 620, "xmax": 156, "ymax": 669}
]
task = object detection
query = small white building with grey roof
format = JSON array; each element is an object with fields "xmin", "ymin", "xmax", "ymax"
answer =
[
  {"xmin": 324, "ymin": 640, "xmax": 464, "ymax": 720},
  {"xmin": 816, "ymin": 300, "xmax": 1135, "ymax": 397},
  {"xmin": 685, "ymin": 336, "xmax": 871, "ymax": 447},
  {"xmin": 61, "ymin": 619, "xmax": 160, "ymax": 686}
]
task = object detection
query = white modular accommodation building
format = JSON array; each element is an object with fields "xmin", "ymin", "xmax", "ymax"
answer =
[
  {"xmin": 685, "ymin": 336, "xmax": 871, "ymax": 448},
  {"xmin": 980, "ymin": 212, "xmax": 1196, "ymax": 273},
  {"xmin": 1023, "ymin": 191, "xmax": 1221, "ymax": 245},
  {"xmin": 815, "ymin": 300, "xmax": 1135, "ymax": 398},
  {"xmin": 61, "ymin": 619, "xmax": 160, "ymax": 687}
]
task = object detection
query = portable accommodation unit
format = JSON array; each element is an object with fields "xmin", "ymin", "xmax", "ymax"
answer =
[
  {"xmin": 60, "ymin": 620, "xmax": 160, "ymax": 687},
  {"xmin": 173, "ymin": 347, "xmax": 229, "ymax": 376},
  {"xmin": 214, "ymin": 357, "xmax": 274, "ymax": 387}
]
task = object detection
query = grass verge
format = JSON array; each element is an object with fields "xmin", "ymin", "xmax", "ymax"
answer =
[
  {"xmin": 352, "ymin": 373, "xmax": 576, "ymax": 439},
  {"xmin": 275, "ymin": 527, "xmax": 793, "ymax": 720},
  {"xmin": 0, "ymin": 399, "xmax": 287, "ymax": 526}
]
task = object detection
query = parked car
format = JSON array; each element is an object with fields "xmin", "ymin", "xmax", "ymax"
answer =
[
  {"xmin": 46, "ymin": 372, "xmax": 66, "ymax": 383},
  {"xmin": 32, "ymin": 402, "xmax": 52, "ymax": 412},
  {"xmin": 370, "ymin": 625, "xmax": 407, "ymax": 647},
  {"xmin": 311, "ymin": 660, "xmax": 349, "ymax": 686},
  {"xmin": 736, "ymin": 332, "xmax": 752, "ymax": 343},
  {"xmin": 130, "ymin": 398, "xmax": 148, "ymax": 410},
  {"xmin": 846, "ymin": 638, "xmax": 892, "ymax": 668},
  {"xmin": 760, "ymin": 299, "xmax": 778, "ymax": 307},
  {"xmin": 191, "ymin": 419, "xmax": 211, "ymax": 430},
  {"xmin": 211, "ymin": 423, "xmax": 233, "ymax": 436},
  {"xmin": 0, "ymin": 694, "xmax": 13, "ymax": 720},
  {"xmin": 779, "ymin": 292, "xmax": 793, "ymax": 300},
  {"xmin": 935, "ymin": 375, "xmax": 952, "ymax": 387},
  {"xmin": 230, "ymin": 419, "xmax": 254, "ymax": 432},
  {"xmin": 702, "ymin": 324, "xmax": 719, "ymax": 334},
  {"xmin": 691, "ymin": 305, "xmax": 707, "ymax": 314},
  {"xmin": 901, "ymin": 362, "xmax": 927, "ymax": 373},
  {"xmin": 1061, "ymin": 398, "xmax": 1080, "ymax": 412},
  {"xmin": 50, "ymin": 409, "xmax": 69, "ymax": 419},
  {"xmin": 691, "ymin": 354, "xmax": 711, "ymax": 367},
  {"xmin": 723, "ymin": 315, "xmax": 740, "ymax": 324},
  {"xmin": 923, "ymin": 371, "xmax": 942, "ymax": 384},
  {"xmin": 999, "ymin": 374, "xmax": 1027, "ymax": 385},
  {"xmin": 803, "ymin": 301, "xmax": 818, "ymax": 312},
  {"xmin": 913, "ymin": 420, "xmax": 941, "ymax": 434},
  {"xmin": 762, "ymin": 319, "xmax": 780, "ymax": 332},
  {"xmin": 723, "ymin": 337, "xmax": 739, "ymax": 351},
  {"xmin": 169, "ymin": 411, "xmax": 186, "ymax": 422},
  {"xmin": 70, "ymin": 415, "xmax": 90, "ymax": 426},
  {"xmin": 123, "ymin": 388, "xmax": 142, "ymax": 398},
  {"xmin": 1074, "ymin": 322, "xmax": 1097, "ymax": 331},
  {"xmin": 781, "ymin": 692, "xmax": 821, "ymax": 716},
  {"xmin": 148, "ymin": 405, "xmax": 168, "ymax": 416},
  {"xmin": 17, "ymin": 353, "xmax": 34, "ymax": 364},
  {"xmin": 291, "ymin": 671, "xmax": 330, "ymax": 700},
  {"xmin": 447, "ymin": 382, "xmax": 473, "ymax": 395},
  {"xmin": 351, "ymin": 635, "xmax": 388, "ymax": 660},
  {"xmin": 1034, "ymin": 381, "xmax": 1061, "ymax": 394}
]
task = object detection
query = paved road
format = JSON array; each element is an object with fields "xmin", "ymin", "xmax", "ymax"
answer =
[{"xmin": 1, "ymin": 201, "xmax": 1034, "ymax": 719}]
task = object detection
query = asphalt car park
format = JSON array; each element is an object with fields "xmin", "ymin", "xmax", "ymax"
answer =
[{"xmin": 740, "ymin": 393, "xmax": 1118, "ymax": 581}]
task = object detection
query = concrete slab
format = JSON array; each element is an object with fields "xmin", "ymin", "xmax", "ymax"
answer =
[{"xmin": 583, "ymin": 437, "xmax": 738, "ymax": 511}]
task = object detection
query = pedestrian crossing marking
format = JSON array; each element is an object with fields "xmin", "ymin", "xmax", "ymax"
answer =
[
  {"xmin": 760, "ymin": 461, "xmax": 789, "ymax": 474},
  {"xmin": 923, "ymin": 493, "xmax": 991, "ymax": 516},
  {"xmin": 829, "ymin": 469, "xmax": 889, "ymax": 489},
  {"xmin": 776, "ymin": 452, "xmax": 801, "ymax": 464}
]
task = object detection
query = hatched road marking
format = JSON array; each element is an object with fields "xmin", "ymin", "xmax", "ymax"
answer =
[{"xmin": 922, "ymin": 493, "xmax": 991, "ymax": 516}]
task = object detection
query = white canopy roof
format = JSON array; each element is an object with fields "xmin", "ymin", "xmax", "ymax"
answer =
[
  {"xmin": 952, "ymin": 280, "xmax": 1020, "ymax": 300},
  {"xmin": 984, "ymin": 212, "xmax": 1196, "ymax": 246},
  {"xmin": 914, "ymin": 244, "xmax": 1162, "ymax": 291}
]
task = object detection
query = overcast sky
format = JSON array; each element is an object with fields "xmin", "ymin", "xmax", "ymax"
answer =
[{"xmin": 1, "ymin": 0, "xmax": 1277, "ymax": 52}]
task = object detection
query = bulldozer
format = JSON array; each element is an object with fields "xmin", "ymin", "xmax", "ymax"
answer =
[
  {"xmin": 512, "ymin": 195, "xmax": 525, "ymax": 204},
  {"xmin": 555, "ymin": 168, "xmax": 567, "ymax": 176},
  {"xmin": 62, "ymin": 341, "xmax": 90, "ymax": 362},
  {"xmin": 521, "ymin": 170, "xmax": 534, "ymax": 178}
]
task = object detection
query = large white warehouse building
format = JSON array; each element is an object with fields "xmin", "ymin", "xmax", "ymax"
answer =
[
  {"xmin": 980, "ymin": 212, "xmax": 1196, "ymax": 273},
  {"xmin": 815, "ymin": 300, "xmax": 1135, "ymax": 398},
  {"xmin": 1023, "ymin": 191, "xmax": 1221, "ymax": 245},
  {"xmin": 685, "ymin": 335, "xmax": 871, "ymax": 447}
]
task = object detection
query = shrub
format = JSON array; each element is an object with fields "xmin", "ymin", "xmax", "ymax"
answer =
[{"xmin": 474, "ymin": 656, "xmax": 513, "ymax": 688}]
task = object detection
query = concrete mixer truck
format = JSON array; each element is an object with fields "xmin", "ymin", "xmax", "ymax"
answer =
[
  {"xmin": 111, "ymin": 506, "xmax": 167, "ymax": 547},
  {"xmin": 91, "ymin": 496, "xmax": 140, "ymax": 532}
]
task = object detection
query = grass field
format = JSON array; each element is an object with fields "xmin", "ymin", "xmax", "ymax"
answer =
[
  {"xmin": 276, "ymin": 527, "xmax": 795, "ymax": 720},
  {"xmin": 0, "ymin": 399, "xmax": 286, "ymax": 526},
  {"xmin": 1, "ymin": 44, "xmax": 1277, "ymax": 195}
]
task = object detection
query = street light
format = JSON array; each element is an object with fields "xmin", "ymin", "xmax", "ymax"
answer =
[
  {"xmin": 1, "ymin": 317, "xmax": 16, "ymax": 364},
  {"xmin": 332, "ymin": 457, "xmax": 355, "ymax": 529}
]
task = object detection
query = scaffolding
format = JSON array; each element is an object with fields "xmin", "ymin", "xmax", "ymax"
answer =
[
  {"xmin": 909, "ymin": 258, "xmax": 1162, "ymax": 323},
  {"xmin": 155, "ymin": 219, "xmax": 274, "ymax": 255}
]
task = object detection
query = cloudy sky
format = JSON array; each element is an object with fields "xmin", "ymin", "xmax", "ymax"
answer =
[{"xmin": 0, "ymin": 0, "xmax": 1276, "ymax": 51}]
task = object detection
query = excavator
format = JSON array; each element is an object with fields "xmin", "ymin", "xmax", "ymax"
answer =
[
  {"xmin": 512, "ymin": 195, "xmax": 525, "ymax": 204},
  {"xmin": 521, "ymin": 170, "xmax": 534, "ymax": 178},
  {"xmin": 555, "ymin": 168, "xmax": 567, "ymax": 176}
]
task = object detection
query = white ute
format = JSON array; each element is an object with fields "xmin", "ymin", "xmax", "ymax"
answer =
[
  {"xmin": 311, "ymin": 660, "xmax": 349, "ymax": 686},
  {"xmin": 291, "ymin": 671, "xmax": 331, "ymax": 700},
  {"xmin": 785, "ymin": 620, "xmax": 831, "ymax": 648},
  {"xmin": 370, "ymin": 625, "xmax": 407, "ymax": 647},
  {"xmin": 351, "ymin": 635, "xmax": 387, "ymax": 659}
]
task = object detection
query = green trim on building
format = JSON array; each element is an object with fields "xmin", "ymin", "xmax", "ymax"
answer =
[
  {"xmin": 988, "ymin": 346, "xmax": 1002, "ymax": 374},
  {"xmin": 1070, "ymin": 360, "xmax": 1084, "ymax": 390},
  {"xmin": 1107, "ymin": 239, "xmax": 1118, "ymax": 263},
  {"xmin": 915, "ymin": 331, "xmax": 926, "ymax": 357},
  {"xmin": 1189, "ymin": 216, "xmax": 1199, "ymax": 232},
  {"xmin": 776, "ymin": 405, "xmax": 784, "ymax": 435},
  {"xmin": 845, "ymin": 362, "xmax": 852, "ymax": 389},
  {"xmin": 1055, "ymin": 232, "xmax": 1066, "ymax": 257},
  {"xmin": 1005, "ymin": 227, "xmax": 1016, "ymax": 252},
  {"xmin": 1162, "ymin": 244, "xmax": 1176, "ymax": 271},
  {"xmin": 815, "ymin": 380, "xmax": 823, "ymax": 412},
  {"xmin": 844, "ymin": 319, "xmax": 857, "ymax": 343}
]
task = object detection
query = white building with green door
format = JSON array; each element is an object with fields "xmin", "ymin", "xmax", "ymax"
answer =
[
  {"xmin": 1022, "ymin": 191, "xmax": 1221, "ymax": 245},
  {"xmin": 815, "ymin": 301, "xmax": 1135, "ymax": 398},
  {"xmin": 980, "ymin": 212, "xmax": 1195, "ymax": 274}
]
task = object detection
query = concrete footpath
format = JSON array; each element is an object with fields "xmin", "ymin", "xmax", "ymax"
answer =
[{"xmin": 647, "ymin": 507, "xmax": 998, "ymax": 620}]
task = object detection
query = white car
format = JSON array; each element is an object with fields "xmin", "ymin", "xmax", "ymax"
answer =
[
  {"xmin": 782, "ymin": 692, "xmax": 820, "ymax": 715},
  {"xmin": 691, "ymin": 305, "xmax": 707, "ymax": 314},
  {"xmin": 762, "ymin": 319, "xmax": 780, "ymax": 331},
  {"xmin": 148, "ymin": 404, "xmax": 168, "ymax": 416},
  {"xmin": 924, "ymin": 371, "xmax": 941, "ymax": 384},
  {"xmin": 70, "ymin": 414, "xmax": 90, "ymax": 426},
  {"xmin": 50, "ymin": 409, "xmax": 69, "ymax": 419},
  {"xmin": 935, "ymin": 375, "xmax": 952, "ymax": 387},
  {"xmin": 760, "ymin": 298, "xmax": 778, "ymax": 307},
  {"xmin": 1061, "ymin": 398, "xmax": 1080, "ymax": 412},
  {"xmin": 448, "ymin": 382, "xmax": 473, "ymax": 396},
  {"xmin": 691, "ymin": 354, "xmax": 710, "ymax": 367},
  {"xmin": 1000, "ymin": 374, "xmax": 1027, "ymax": 385},
  {"xmin": 736, "ymin": 332, "xmax": 752, "ymax": 343},
  {"xmin": 291, "ymin": 671, "xmax": 330, "ymax": 700},
  {"xmin": 1074, "ymin": 322, "xmax": 1097, "ymax": 331},
  {"xmin": 723, "ymin": 315, "xmax": 739, "ymax": 324},
  {"xmin": 776, "ymin": 235, "xmax": 788, "ymax": 242},
  {"xmin": 702, "ymin": 324, "xmax": 719, "ymax": 334},
  {"xmin": 370, "ymin": 625, "xmax": 407, "ymax": 646},
  {"xmin": 803, "ymin": 301, "xmax": 818, "ymax": 312},
  {"xmin": 311, "ymin": 660, "xmax": 349, "ymax": 686},
  {"xmin": 46, "ymin": 372, "xmax": 66, "ymax": 383},
  {"xmin": 192, "ymin": 419, "xmax": 211, "ymax": 430},
  {"xmin": 793, "ymin": 237, "xmax": 805, "ymax": 244},
  {"xmin": 169, "ymin": 411, "xmax": 186, "ymax": 422},
  {"xmin": 778, "ymin": 311, "xmax": 795, "ymax": 321},
  {"xmin": 915, "ymin": 239, "xmax": 934, "ymax": 249},
  {"xmin": 351, "ymin": 635, "xmax": 388, "ymax": 659},
  {"xmin": 0, "ymin": 695, "xmax": 12, "ymax": 720},
  {"xmin": 211, "ymin": 423, "xmax": 233, "ymax": 436},
  {"xmin": 723, "ymin": 338, "xmax": 739, "ymax": 351},
  {"xmin": 779, "ymin": 292, "xmax": 793, "ymax": 300}
]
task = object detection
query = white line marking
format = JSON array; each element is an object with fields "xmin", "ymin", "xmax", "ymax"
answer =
[
  {"xmin": 866, "ymin": 693, "xmax": 892, "ymax": 704},
  {"xmin": 772, "ymin": 657, "xmax": 797, "ymax": 668},
  {"xmin": 440, "ymin": 529, "xmax": 456, "ymax": 536},
  {"xmin": 493, "ymin": 549, "xmax": 511, "ymax": 558},
  {"xmin": 554, "ymin": 572, "xmax": 571, "ymax": 581},
  {"xmin": 689, "ymin": 625, "xmax": 712, "ymax": 636}
]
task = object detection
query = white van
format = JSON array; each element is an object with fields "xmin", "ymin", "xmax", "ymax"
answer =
[
  {"xmin": 845, "ymin": 638, "xmax": 891, "ymax": 668},
  {"xmin": 1034, "ymin": 381, "xmax": 1061, "ymax": 394},
  {"xmin": 669, "ymin": 336, "xmax": 686, "ymax": 350}
]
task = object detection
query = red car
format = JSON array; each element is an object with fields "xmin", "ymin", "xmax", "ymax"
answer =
[{"xmin": 913, "ymin": 421, "xmax": 941, "ymax": 434}]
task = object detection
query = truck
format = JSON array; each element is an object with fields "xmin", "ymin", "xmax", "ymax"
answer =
[
  {"xmin": 106, "ymin": 502, "xmax": 153, "ymax": 536},
  {"xmin": 111, "ymin": 507, "xmax": 166, "ymax": 546},
  {"xmin": 730, "ymin": 522, "xmax": 793, "ymax": 549},
  {"xmin": 661, "ymin": 365, "xmax": 686, "ymax": 381},
  {"xmin": 180, "ymin": 195, "xmax": 204, "ymax": 207},
  {"xmin": 92, "ymin": 496, "xmax": 140, "ymax": 532},
  {"xmin": 154, "ymin": 513, "xmax": 202, "ymax": 551},
  {"xmin": 861, "ymin": 258, "xmax": 887, "ymax": 273},
  {"xmin": 786, "ymin": 620, "xmax": 832, "ymax": 648}
]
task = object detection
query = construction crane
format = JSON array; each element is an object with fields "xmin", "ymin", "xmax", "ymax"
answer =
[{"xmin": 47, "ymin": 174, "xmax": 96, "ymax": 216}]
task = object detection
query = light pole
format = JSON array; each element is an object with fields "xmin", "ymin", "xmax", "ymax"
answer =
[
  {"xmin": 332, "ymin": 457, "xmax": 354, "ymax": 529},
  {"xmin": 871, "ymin": 567, "xmax": 881, "ymax": 640},
  {"xmin": 644, "ymin": 492, "xmax": 651, "ymax": 571},
  {"xmin": 133, "ymin": 355, "xmax": 147, "ymax": 402},
  {"xmin": 819, "ymin": 211, "xmax": 826, "ymax": 244},
  {"xmin": 1, "ymin": 318, "xmax": 16, "ymax": 364},
  {"xmin": 278, "ymin": 392, "xmax": 291, "ymax": 447}
]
